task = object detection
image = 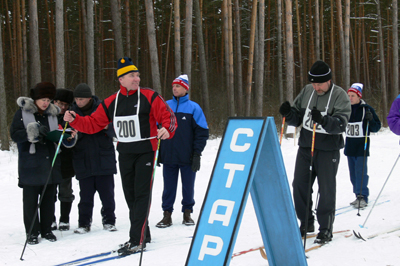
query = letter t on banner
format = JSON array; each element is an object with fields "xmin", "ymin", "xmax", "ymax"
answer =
[{"xmin": 185, "ymin": 117, "xmax": 307, "ymax": 266}]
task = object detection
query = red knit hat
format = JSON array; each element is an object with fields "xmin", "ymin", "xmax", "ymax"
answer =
[
  {"xmin": 347, "ymin": 83, "xmax": 363, "ymax": 98},
  {"xmin": 172, "ymin": 74, "xmax": 189, "ymax": 91}
]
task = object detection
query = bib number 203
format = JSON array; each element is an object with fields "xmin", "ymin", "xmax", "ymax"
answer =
[
  {"xmin": 346, "ymin": 124, "xmax": 360, "ymax": 137},
  {"xmin": 117, "ymin": 120, "xmax": 136, "ymax": 138}
]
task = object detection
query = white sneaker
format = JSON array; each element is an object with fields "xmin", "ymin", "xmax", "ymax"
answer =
[
  {"xmin": 103, "ymin": 224, "xmax": 117, "ymax": 231},
  {"xmin": 51, "ymin": 222, "xmax": 57, "ymax": 231},
  {"xmin": 74, "ymin": 226, "xmax": 90, "ymax": 234},
  {"xmin": 349, "ymin": 198, "xmax": 358, "ymax": 206},
  {"xmin": 59, "ymin": 222, "xmax": 70, "ymax": 231},
  {"xmin": 352, "ymin": 198, "xmax": 368, "ymax": 209}
]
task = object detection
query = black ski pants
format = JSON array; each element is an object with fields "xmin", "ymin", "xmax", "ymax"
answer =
[
  {"xmin": 23, "ymin": 184, "xmax": 56, "ymax": 237},
  {"xmin": 292, "ymin": 147, "xmax": 339, "ymax": 235},
  {"xmin": 119, "ymin": 151, "xmax": 154, "ymax": 245}
]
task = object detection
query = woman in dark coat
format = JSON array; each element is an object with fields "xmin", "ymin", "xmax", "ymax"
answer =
[{"xmin": 10, "ymin": 82, "xmax": 65, "ymax": 244}]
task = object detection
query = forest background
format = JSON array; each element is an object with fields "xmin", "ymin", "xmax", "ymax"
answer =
[{"xmin": 0, "ymin": 0, "xmax": 398, "ymax": 151}]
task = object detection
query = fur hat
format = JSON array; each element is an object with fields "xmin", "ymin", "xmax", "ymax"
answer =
[
  {"xmin": 308, "ymin": 60, "xmax": 332, "ymax": 83},
  {"xmin": 54, "ymin": 88, "xmax": 74, "ymax": 104},
  {"xmin": 30, "ymin": 82, "xmax": 56, "ymax": 100},
  {"xmin": 74, "ymin": 83, "xmax": 92, "ymax": 98},
  {"xmin": 117, "ymin": 57, "xmax": 138, "ymax": 78},
  {"xmin": 172, "ymin": 74, "xmax": 189, "ymax": 91},
  {"xmin": 348, "ymin": 83, "xmax": 363, "ymax": 98}
]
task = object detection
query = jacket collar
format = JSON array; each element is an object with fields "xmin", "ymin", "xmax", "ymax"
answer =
[
  {"xmin": 173, "ymin": 93, "xmax": 189, "ymax": 103},
  {"xmin": 119, "ymin": 85, "xmax": 138, "ymax": 96},
  {"xmin": 17, "ymin": 96, "xmax": 60, "ymax": 116}
]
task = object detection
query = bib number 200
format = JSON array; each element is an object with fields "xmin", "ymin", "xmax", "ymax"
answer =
[{"xmin": 117, "ymin": 120, "xmax": 136, "ymax": 138}]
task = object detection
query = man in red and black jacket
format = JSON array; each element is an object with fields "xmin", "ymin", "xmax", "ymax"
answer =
[{"xmin": 64, "ymin": 57, "xmax": 177, "ymax": 256}]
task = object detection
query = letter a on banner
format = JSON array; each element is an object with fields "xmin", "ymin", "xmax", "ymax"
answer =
[{"xmin": 185, "ymin": 117, "xmax": 307, "ymax": 266}]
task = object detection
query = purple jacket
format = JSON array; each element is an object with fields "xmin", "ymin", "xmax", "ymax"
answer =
[{"xmin": 387, "ymin": 95, "xmax": 400, "ymax": 135}]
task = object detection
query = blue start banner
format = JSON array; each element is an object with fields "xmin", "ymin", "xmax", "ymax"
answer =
[{"xmin": 185, "ymin": 117, "xmax": 307, "ymax": 266}]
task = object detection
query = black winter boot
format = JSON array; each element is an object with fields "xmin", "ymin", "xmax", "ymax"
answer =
[
  {"xmin": 60, "ymin": 201, "xmax": 72, "ymax": 223},
  {"xmin": 182, "ymin": 210, "xmax": 195, "ymax": 226},
  {"xmin": 156, "ymin": 211, "xmax": 172, "ymax": 228}
]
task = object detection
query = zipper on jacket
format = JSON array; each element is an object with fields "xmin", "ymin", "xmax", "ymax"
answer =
[{"xmin": 175, "ymin": 97, "xmax": 180, "ymax": 113}]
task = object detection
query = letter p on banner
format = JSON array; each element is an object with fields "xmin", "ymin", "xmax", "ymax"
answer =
[{"xmin": 185, "ymin": 117, "xmax": 307, "ymax": 266}]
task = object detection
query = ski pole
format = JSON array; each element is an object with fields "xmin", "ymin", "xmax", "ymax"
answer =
[
  {"xmin": 303, "ymin": 121, "xmax": 316, "ymax": 250},
  {"xmin": 139, "ymin": 138, "xmax": 161, "ymax": 266},
  {"xmin": 357, "ymin": 121, "xmax": 369, "ymax": 216},
  {"xmin": 279, "ymin": 117, "xmax": 285, "ymax": 145},
  {"xmin": 360, "ymin": 153, "xmax": 400, "ymax": 228},
  {"xmin": 20, "ymin": 121, "xmax": 69, "ymax": 260}
]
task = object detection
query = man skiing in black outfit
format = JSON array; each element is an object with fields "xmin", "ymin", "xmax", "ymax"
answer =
[{"xmin": 279, "ymin": 60, "xmax": 351, "ymax": 244}]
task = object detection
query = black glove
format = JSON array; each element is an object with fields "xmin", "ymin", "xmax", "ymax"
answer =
[
  {"xmin": 279, "ymin": 101, "xmax": 291, "ymax": 117},
  {"xmin": 191, "ymin": 153, "xmax": 201, "ymax": 172},
  {"xmin": 311, "ymin": 108, "xmax": 325, "ymax": 125},
  {"xmin": 365, "ymin": 110, "xmax": 373, "ymax": 121},
  {"xmin": 38, "ymin": 125, "xmax": 49, "ymax": 144}
]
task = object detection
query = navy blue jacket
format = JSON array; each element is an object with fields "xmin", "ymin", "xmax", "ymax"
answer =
[
  {"xmin": 71, "ymin": 96, "xmax": 117, "ymax": 180},
  {"xmin": 344, "ymin": 100, "xmax": 381, "ymax": 157},
  {"xmin": 159, "ymin": 94, "xmax": 209, "ymax": 165}
]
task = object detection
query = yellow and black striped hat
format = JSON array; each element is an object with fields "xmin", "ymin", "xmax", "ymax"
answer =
[{"xmin": 117, "ymin": 57, "xmax": 138, "ymax": 78}]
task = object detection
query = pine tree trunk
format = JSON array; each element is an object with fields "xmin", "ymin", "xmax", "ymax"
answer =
[
  {"xmin": 21, "ymin": 0, "xmax": 28, "ymax": 95},
  {"xmin": 344, "ymin": 0, "xmax": 350, "ymax": 89},
  {"xmin": 183, "ymin": 0, "xmax": 193, "ymax": 82},
  {"xmin": 234, "ymin": 0, "xmax": 243, "ymax": 116},
  {"xmin": 174, "ymin": 0, "xmax": 181, "ymax": 76},
  {"xmin": 320, "ymin": 0, "xmax": 325, "ymax": 61},
  {"xmin": 295, "ymin": 0, "xmax": 304, "ymax": 89},
  {"xmin": 86, "ymin": 0, "xmax": 95, "ymax": 92},
  {"xmin": 245, "ymin": 0, "xmax": 257, "ymax": 116},
  {"xmin": 315, "ymin": 0, "xmax": 320, "ymax": 60},
  {"xmin": 29, "ymin": 0, "xmax": 41, "ymax": 85},
  {"xmin": 110, "ymin": 0, "xmax": 124, "ymax": 59},
  {"xmin": 376, "ymin": 0, "xmax": 388, "ymax": 126},
  {"xmin": 336, "ymin": 0, "xmax": 345, "ymax": 86},
  {"xmin": 392, "ymin": 0, "xmax": 399, "ymax": 100},
  {"xmin": 125, "ymin": 0, "xmax": 131, "ymax": 58},
  {"xmin": 228, "ymin": 0, "xmax": 235, "ymax": 116},
  {"xmin": 163, "ymin": 6, "xmax": 173, "ymax": 97},
  {"xmin": 16, "ymin": 0, "xmax": 22, "ymax": 96},
  {"xmin": 285, "ymin": 0, "xmax": 294, "ymax": 102},
  {"xmin": 44, "ymin": 0, "xmax": 56, "ymax": 82},
  {"xmin": 56, "ymin": 0, "xmax": 65, "ymax": 88},
  {"xmin": 330, "ymin": 0, "xmax": 336, "ymax": 82},
  {"xmin": 255, "ymin": 0, "xmax": 265, "ymax": 117},
  {"xmin": 144, "ymin": 0, "xmax": 162, "ymax": 92},
  {"xmin": 194, "ymin": 0, "xmax": 210, "ymax": 117},
  {"xmin": 0, "ymin": 16, "xmax": 9, "ymax": 151},
  {"xmin": 277, "ymin": 0, "xmax": 283, "ymax": 103}
]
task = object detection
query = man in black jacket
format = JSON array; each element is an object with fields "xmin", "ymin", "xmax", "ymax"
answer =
[{"xmin": 71, "ymin": 83, "xmax": 118, "ymax": 234}]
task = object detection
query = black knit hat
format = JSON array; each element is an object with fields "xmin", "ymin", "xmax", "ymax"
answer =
[
  {"xmin": 74, "ymin": 83, "xmax": 92, "ymax": 98},
  {"xmin": 308, "ymin": 60, "xmax": 332, "ymax": 83},
  {"xmin": 30, "ymin": 82, "xmax": 56, "ymax": 100},
  {"xmin": 54, "ymin": 88, "xmax": 74, "ymax": 104}
]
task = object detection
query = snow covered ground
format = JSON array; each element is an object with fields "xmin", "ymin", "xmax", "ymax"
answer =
[{"xmin": 1, "ymin": 126, "xmax": 400, "ymax": 266}]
